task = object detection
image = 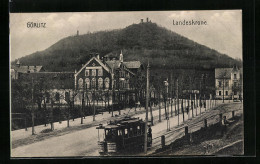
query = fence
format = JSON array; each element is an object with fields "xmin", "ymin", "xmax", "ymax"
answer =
[{"xmin": 150, "ymin": 104, "xmax": 243, "ymax": 154}]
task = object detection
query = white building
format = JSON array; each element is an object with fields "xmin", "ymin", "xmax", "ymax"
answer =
[{"xmin": 215, "ymin": 66, "xmax": 243, "ymax": 100}]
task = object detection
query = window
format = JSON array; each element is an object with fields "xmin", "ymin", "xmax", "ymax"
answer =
[
  {"xmin": 105, "ymin": 77, "xmax": 110, "ymax": 89},
  {"xmin": 234, "ymin": 91, "xmax": 237, "ymax": 95},
  {"xmin": 92, "ymin": 69, "xmax": 96, "ymax": 76},
  {"xmin": 85, "ymin": 69, "xmax": 90, "ymax": 76},
  {"xmin": 218, "ymin": 81, "xmax": 222, "ymax": 87},
  {"xmin": 129, "ymin": 128, "xmax": 133, "ymax": 137},
  {"xmin": 98, "ymin": 69, "xmax": 103, "ymax": 76},
  {"xmin": 234, "ymin": 82, "xmax": 237, "ymax": 87},
  {"xmin": 226, "ymin": 91, "xmax": 228, "ymax": 96},
  {"xmin": 98, "ymin": 78, "xmax": 103, "ymax": 89},
  {"xmin": 225, "ymin": 81, "xmax": 229, "ymax": 87},
  {"xmin": 219, "ymin": 91, "xmax": 221, "ymax": 96},
  {"xmin": 234, "ymin": 74, "xmax": 237, "ymax": 79},
  {"xmin": 85, "ymin": 78, "xmax": 90, "ymax": 89},
  {"xmin": 91, "ymin": 78, "xmax": 96, "ymax": 89},
  {"xmin": 124, "ymin": 129, "xmax": 128, "ymax": 137},
  {"xmin": 137, "ymin": 126, "xmax": 141, "ymax": 135},
  {"xmin": 78, "ymin": 78, "xmax": 83, "ymax": 89},
  {"xmin": 118, "ymin": 129, "xmax": 122, "ymax": 136}
]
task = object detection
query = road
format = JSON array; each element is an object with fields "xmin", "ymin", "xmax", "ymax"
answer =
[{"xmin": 11, "ymin": 100, "xmax": 238, "ymax": 157}]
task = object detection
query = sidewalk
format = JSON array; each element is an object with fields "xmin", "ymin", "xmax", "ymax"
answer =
[
  {"xmin": 11, "ymin": 99, "xmax": 224, "ymax": 142},
  {"xmin": 11, "ymin": 107, "xmax": 145, "ymax": 142}
]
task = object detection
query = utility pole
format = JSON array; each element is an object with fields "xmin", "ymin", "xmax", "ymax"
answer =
[
  {"xmin": 111, "ymin": 63, "xmax": 115, "ymax": 117},
  {"xmin": 195, "ymin": 94, "xmax": 197, "ymax": 116},
  {"xmin": 81, "ymin": 81, "xmax": 85, "ymax": 124},
  {"xmin": 31, "ymin": 77, "xmax": 35, "ymax": 135},
  {"xmin": 200, "ymin": 80, "xmax": 201, "ymax": 115},
  {"xmin": 170, "ymin": 73, "xmax": 173, "ymax": 117},
  {"xmin": 177, "ymin": 78, "xmax": 179, "ymax": 126},
  {"xmin": 158, "ymin": 88, "xmax": 161, "ymax": 122},
  {"xmin": 144, "ymin": 61, "xmax": 150, "ymax": 154},
  {"xmin": 93, "ymin": 88, "xmax": 96, "ymax": 121},
  {"xmin": 182, "ymin": 98, "xmax": 184, "ymax": 122}
]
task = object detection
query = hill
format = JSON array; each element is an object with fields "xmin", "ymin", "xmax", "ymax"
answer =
[{"xmin": 12, "ymin": 22, "xmax": 241, "ymax": 72}]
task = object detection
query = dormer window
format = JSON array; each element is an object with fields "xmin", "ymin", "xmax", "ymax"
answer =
[{"xmin": 234, "ymin": 74, "xmax": 237, "ymax": 79}]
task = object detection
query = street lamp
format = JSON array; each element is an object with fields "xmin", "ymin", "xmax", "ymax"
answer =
[{"xmin": 164, "ymin": 79, "xmax": 170, "ymax": 131}]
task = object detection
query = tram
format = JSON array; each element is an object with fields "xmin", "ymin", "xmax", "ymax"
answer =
[{"xmin": 96, "ymin": 116, "xmax": 152, "ymax": 154}]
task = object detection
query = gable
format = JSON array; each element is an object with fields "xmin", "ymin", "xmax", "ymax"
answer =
[{"xmin": 75, "ymin": 57, "xmax": 110, "ymax": 77}]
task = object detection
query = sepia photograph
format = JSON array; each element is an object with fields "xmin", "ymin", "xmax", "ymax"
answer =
[{"xmin": 10, "ymin": 10, "xmax": 243, "ymax": 157}]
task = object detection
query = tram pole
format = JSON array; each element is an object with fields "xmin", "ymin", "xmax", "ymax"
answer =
[
  {"xmin": 144, "ymin": 61, "xmax": 150, "ymax": 154},
  {"xmin": 177, "ymin": 78, "xmax": 179, "ymax": 126},
  {"xmin": 31, "ymin": 77, "xmax": 35, "ymax": 135}
]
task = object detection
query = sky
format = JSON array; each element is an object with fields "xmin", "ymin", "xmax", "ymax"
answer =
[{"xmin": 10, "ymin": 10, "xmax": 242, "ymax": 61}]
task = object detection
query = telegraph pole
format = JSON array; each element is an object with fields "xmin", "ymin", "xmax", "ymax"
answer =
[
  {"xmin": 177, "ymin": 78, "xmax": 179, "ymax": 126},
  {"xmin": 170, "ymin": 73, "xmax": 173, "ymax": 117},
  {"xmin": 144, "ymin": 61, "xmax": 150, "ymax": 154},
  {"xmin": 31, "ymin": 77, "xmax": 35, "ymax": 135}
]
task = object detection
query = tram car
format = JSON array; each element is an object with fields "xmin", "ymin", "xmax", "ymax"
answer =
[{"xmin": 96, "ymin": 116, "xmax": 152, "ymax": 154}]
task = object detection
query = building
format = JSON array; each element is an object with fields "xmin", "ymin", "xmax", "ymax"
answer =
[
  {"xmin": 215, "ymin": 66, "xmax": 243, "ymax": 100},
  {"xmin": 74, "ymin": 51, "xmax": 143, "ymax": 105},
  {"xmin": 18, "ymin": 72, "xmax": 75, "ymax": 104},
  {"xmin": 74, "ymin": 51, "xmax": 143, "ymax": 91},
  {"xmin": 11, "ymin": 60, "xmax": 45, "ymax": 79},
  {"xmin": 11, "ymin": 51, "xmax": 143, "ymax": 105}
]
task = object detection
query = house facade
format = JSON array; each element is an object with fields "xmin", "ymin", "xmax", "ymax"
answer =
[
  {"xmin": 74, "ymin": 51, "xmax": 143, "ymax": 92},
  {"xmin": 215, "ymin": 66, "xmax": 243, "ymax": 100},
  {"xmin": 11, "ymin": 60, "xmax": 45, "ymax": 79}
]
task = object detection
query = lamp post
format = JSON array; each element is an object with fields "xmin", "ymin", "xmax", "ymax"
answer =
[
  {"xmin": 144, "ymin": 61, "xmax": 150, "ymax": 154},
  {"xmin": 164, "ymin": 78, "xmax": 169, "ymax": 131}
]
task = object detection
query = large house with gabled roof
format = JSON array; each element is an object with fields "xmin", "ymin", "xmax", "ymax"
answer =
[{"xmin": 74, "ymin": 51, "xmax": 143, "ymax": 92}]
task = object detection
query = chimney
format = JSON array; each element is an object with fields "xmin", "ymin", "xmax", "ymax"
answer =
[
  {"xmin": 96, "ymin": 53, "xmax": 100, "ymax": 59},
  {"xmin": 141, "ymin": 19, "xmax": 143, "ymax": 23},
  {"xmin": 147, "ymin": 17, "xmax": 149, "ymax": 22},
  {"xmin": 77, "ymin": 30, "xmax": 79, "ymax": 36}
]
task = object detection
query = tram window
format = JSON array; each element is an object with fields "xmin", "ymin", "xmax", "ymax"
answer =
[
  {"xmin": 137, "ymin": 126, "xmax": 140, "ymax": 135},
  {"xmin": 124, "ymin": 129, "xmax": 128, "ymax": 137},
  {"xmin": 118, "ymin": 129, "xmax": 123, "ymax": 136},
  {"xmin": 111, "ymin": 129, "xmax": 117, "ymax": 138},
  {"xmin": 129, "ymin": 128, "xmax": 133, "ymax": 137}
]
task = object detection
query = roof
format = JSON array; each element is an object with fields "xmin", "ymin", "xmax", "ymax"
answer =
[
  {"xmin": 12, "ymin": 66, "xmax": 44, "ymax": 73},
  {"xmin": 215, "ymin": 68, "xmax": 232, "ymax": 79},
  {"xmin": 104, "ymin": 125, "xmax": 120, "ymax": 129},
  {"xmin": 105, "ymin": 60, "xmax": 122, "ymax": 70},
  {"xmin": 123, "ymin": 61, "xmax": 141, "ymax": 69},
  {"xmin": 18, "ymin": 72, "xmax": 74, "ymax": 89},
  {"xmin": 75, "ymin": 57, "xmax": 110, "ymax": 77},
  {"xmin": 120, "ymin": 118, "xmax": 141, "ymax": 124}
]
